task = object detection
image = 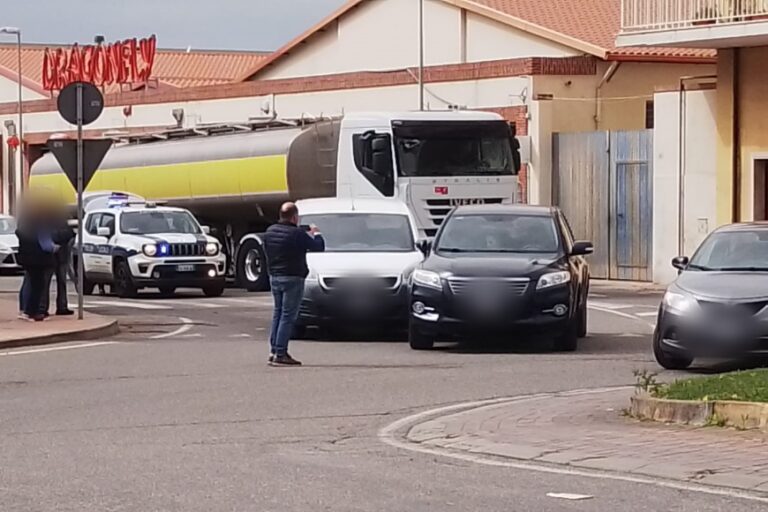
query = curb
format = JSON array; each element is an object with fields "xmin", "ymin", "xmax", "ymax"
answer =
[
  {"xmin": 630, "ymin": 394, "xmax": 768, "ymax": 431},
  {"xmin": 0, "ymin": 318, "xmax": 120, "ymax": 350}
]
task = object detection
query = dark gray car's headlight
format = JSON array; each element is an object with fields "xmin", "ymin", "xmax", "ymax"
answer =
[
  {"xmin": 412, "ymin": 269, "xmax": 442, "ymax": 290},
  {"xmin": 662, "ymin": 290, "xmax": 700, "ymax": 315}
]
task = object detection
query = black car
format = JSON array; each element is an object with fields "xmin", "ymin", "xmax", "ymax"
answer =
[
  {"xmin": 654, "ymin": 223, "xmax": 768, "ymax": 370},
  {"xmin": 408, "ymin": 205, "xmax": 593, "ymax": 351}
]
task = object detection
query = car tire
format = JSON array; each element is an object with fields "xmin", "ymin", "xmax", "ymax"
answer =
[
  {"xmin": 203, "ymin": 284, "xmax": 225, "ymax": 298},
  {"xmin": 113, "ymin": 260, "xmax": 138, "ymax": 298},
  {"xmin": 237, "ymin": 239, "xmax": 270, "ymax": 292},
  {"xmin": 409, "ymin": 322, "xmax": 435, "ymax": 350},
  {"xmin": 577, "ymin": 300, "xmax": 588, "ymax": 338},
  {"xmin": 553, "ymin": 319, "xmax": 579, "ymax": 352},
  {"xmin": 82, "ymin": 278, "xmax": 96, "ymax": 296},
  {"xmin": 159, "ymin": 286, "xmax": 176, "ymax": 297},
  {"xmin": 653, "ymin": 331, "xmax": 693, "ymax": 370}
]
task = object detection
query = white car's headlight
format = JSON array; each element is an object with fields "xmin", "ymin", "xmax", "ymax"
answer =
[
  {"xmin": 205, "ymin": 242, "xmax": 219, "ymax": 256},
  {"xmin": 663, "ymin": 291, "xmax": 699, "ymax": 315},
  {"xmin": 412, "ymin": 269, "xmax": 442, "ymax": 290},
  {"xmin": 537, "ymin": 271, "xmax": 571, "ymax": 290},
  {"xmin": 142, "ymin": 244, "xmax": 157, "ymax": 257}
]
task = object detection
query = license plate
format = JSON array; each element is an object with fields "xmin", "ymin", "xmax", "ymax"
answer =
[{"xmin": 176, "ymin": 264, "xmax": 195, "ymax": 272}]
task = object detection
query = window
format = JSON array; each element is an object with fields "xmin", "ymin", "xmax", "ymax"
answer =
[
  {"xmin": 120, "ymin": 211, "xmax": 201, "ymax": 235},
  {"xmin": 86, "ymin": 214, "xmax": 102, "ymax": 236},
  {"xmin": 436, "ymin": 213, "xmax": 560, "ymax": 254},
  {"xmin": 299, "ymin": 213, "xmax": 414, "ymax": 252},
  {"xmin": 645, "ymin": 101, "xmax": 654, "ymax": 129}
]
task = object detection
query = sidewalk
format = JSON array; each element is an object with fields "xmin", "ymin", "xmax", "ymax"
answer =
[
  {"xmin": 404, "ymin": 388, "xmax": 768, "ymax": 494},
  {"xmin": 590, "ymin": 279, "xmax": 665, "ymax": 294},
  {"xmin": 0, "ymin": 297, "xmax": 118, "ymax": 349}
]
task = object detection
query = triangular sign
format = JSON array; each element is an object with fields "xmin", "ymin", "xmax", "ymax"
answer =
[{"xmin": 47, "ymin": 139, "xmax": 113, "ymax": 190}]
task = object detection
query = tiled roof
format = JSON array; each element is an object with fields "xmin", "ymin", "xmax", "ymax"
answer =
[
  {"xmin": 0, "ymin": 43, "xmax": 270, "ymax": 94},
  {"xmin": 456, "ymin": 0, "xmax": 716, "ymax": 59},
  {"xmin": 239, "ymin": 0, "xmax": 714, "ymax": 80}
]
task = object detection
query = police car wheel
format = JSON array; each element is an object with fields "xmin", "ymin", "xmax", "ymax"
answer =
[
  {"xmin": 114, "ymin": 260, "xmax": 138, "ymax": 298},
  {"xmin": 82, "ymin": 279, "xmax": 96, "ymax": 296}
]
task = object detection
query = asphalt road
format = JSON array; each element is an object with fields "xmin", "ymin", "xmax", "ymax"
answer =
[{"xmin": 0, "ymin": 277, "xmax": 759, "ymax": 511}]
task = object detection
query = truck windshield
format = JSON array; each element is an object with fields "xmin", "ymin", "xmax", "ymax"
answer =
[
  {"xmin": 0, "ymin": 217, "xmax": 15, "ymax": 235},
  {"xmin": 437, "ymin": 213, "xmax": 560, "ymax": 254},
  {"xmin": 300, "ymin": 213, "xmax": 414, "ymax": 252},
  {"xmin": 394, "ymin": 121, "xmax": 514, "ymax": 177},
  {"xmin": 120, "ymin": 211, "xmax": 201, "ymax": 235}
]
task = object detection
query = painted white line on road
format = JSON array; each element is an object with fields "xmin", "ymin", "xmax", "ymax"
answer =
[
  {"xmin": 378, "ymin": 388, "xmax": 768, "ymax": 505},
  {"xmin": 152, "ymin": 299, "xmax": 223, "ymax": 309},
  {"xmin": 635, "ymin": 312, "xmax": 658, "ymax": 317},
  {"xmin": 150, "ymin": 317, "xmax": 194, "ymax": 340},
  {"xmin": 588, "ymin": 305, "xmax": 655, "ymax": 330},
  {"xmin": 92, "ymin": 300, "xmax": 172, "ymax": 310},
  {"xmin": 587, "ymin": 301, "xmax": 633, "ymax": 310},
  {"xmin": 218, "ymin": 297, "xmax": 272, "ymax": 306},
  {"xmin": 0, "ymin": 341, "xmax": 119, "ymax": 357},
  {"xmin": 230, "ymin": 333, "xmax": 252, "ymax": 338},
  {"xmin": 180, "ymin": 333, "xmax": 203, "ymax": 338}
]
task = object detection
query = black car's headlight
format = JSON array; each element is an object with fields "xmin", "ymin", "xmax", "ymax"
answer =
[
  {"xmin": 536, "ymin": 271, "xmax": 570, "ymax": 290},
  {"xmin": 662, "ymin": 290, "xmax": 700, "ymax": 315},
  {"xmin": 412, "ymin": 269, "xmax": 442, "ymax": 290}
]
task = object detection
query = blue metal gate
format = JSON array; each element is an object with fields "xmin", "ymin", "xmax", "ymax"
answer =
[{"xmin": 553, "ymin": 130, "xmax": 653, "ymax": 281}]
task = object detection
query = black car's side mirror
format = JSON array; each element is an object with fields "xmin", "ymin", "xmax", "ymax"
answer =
[
  {"xmin": 571, "ymin": 241, "xmax": 594, "ymax": 256},
  {"xmin": 417, "ymin": 239, "xmax": 432, "ymax": 256},
  {"xmin": 672, "ymin": 256, "xmax": 689, "ymax": 270}
]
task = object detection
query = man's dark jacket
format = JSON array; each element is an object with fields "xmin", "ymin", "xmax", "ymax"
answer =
[
  {"xmin": 264, "ymin": 221, "xmax": 325, "ymax": 278},
  {"xmin": 16, "ymin": 221, "xmax": 55, "ymax": 268}
]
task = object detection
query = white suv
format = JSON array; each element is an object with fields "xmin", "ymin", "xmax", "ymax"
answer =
[{"xmin": 79, "ymin": 193, "xmax": 226, "ymax": 297}]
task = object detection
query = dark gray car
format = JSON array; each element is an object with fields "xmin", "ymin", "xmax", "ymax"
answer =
[{"xmin": 654, "ymin": 223, "xmax": 768, "ymax": 370}]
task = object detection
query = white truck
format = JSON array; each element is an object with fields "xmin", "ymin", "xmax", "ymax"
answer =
[{"xmin": 30, "ymin": 111, "xmax": 523, "ymax": 291}]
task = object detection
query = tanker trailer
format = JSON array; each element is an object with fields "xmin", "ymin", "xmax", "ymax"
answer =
[{"xmin": 30, "ymin": 122, "xmax": 340, "ymax": 291}]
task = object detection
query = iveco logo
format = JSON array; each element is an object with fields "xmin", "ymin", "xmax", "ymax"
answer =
[{"xmin": 450, "ymin": 198, "xmax": 485, "ymax": 207}]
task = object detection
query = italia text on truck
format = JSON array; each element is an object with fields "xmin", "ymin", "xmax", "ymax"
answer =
[{"xmin": 42, "ymin": 35, "xmax": 157, "ymax": 91}]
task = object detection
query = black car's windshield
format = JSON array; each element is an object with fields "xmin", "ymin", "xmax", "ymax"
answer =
[
  {"xmin": 689, "ymin": 229, "xmax": 768, "ymax": 271},
  {"xmin": 0, "ymin": 217, "xmax": 15, "ymax": 235},
  {"xmin": 120, "ymin": 211, "xmax": 201, "ymax": 235},
  {"xmin": 437, "ymin": 213, "xmax": 560, "ymax": 254},
  {"xmin": 394, "ymin": 121, "xmax": 514, "ymax": 177},
  {"xmin": 300, "ymin": 213, "xmax": 414, "ymax": 252}
]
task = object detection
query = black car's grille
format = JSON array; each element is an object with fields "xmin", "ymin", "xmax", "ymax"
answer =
[
  {"xmin": 169, "ymin": 243, "xmax": 205, "ymax": 257},
  {"xmin": 448, "ymin": 278, "xmax": 530, "ymax": 297},
  {"xmin": 698, "ymin": 300, "xmax": 768, "ymax": 318},
  {"xmin": 321, "ymin": 276, "xmax": 400, "ymax": 291}
]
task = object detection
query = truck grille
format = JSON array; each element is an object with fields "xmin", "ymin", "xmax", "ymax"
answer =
[
  {"xmin": 424, "ymin": 198, "xmax": 505, "ymax": 235},
  {"xmin": 321, "ymin": 276, "xmax": 400, "ymax": 291},
  {"xmin": 169, "ymin": 243, "xmax": 205, "ymax": 257},
  {"xmin": 448, "ymin": 277, "xmax": 529, "ymax": 297}
]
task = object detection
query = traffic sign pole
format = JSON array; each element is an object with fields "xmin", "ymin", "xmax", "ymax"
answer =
[{"xmin": 76, "ymin": 83, "xmax": 84, "ymax": 320}]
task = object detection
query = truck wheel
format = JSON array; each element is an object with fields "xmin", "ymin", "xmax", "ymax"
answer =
[
  {"xmin": 237, "ymin": 239, "xmax": 269, "ymax": 292},
  {"xmin": 113, "ymin": 260, "xmax": 138, "ymax": 298},
  {"xmin": 203, "ymin": 284, "xmax": 225, "ymax": 297}
]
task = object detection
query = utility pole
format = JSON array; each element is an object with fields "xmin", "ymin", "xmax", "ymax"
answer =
[{"xmin": 418, "ymin": 0, "xmax": 425, "ymax": 111}]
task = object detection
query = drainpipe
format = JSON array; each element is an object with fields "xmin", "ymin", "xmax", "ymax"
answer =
[
  {"xmin": 594, "ymin": 62, "xmax": 620, "ymax": 130},
  {"xmin": 677, "ymin": 75, "xmax": 718, "ymax": 256},
  {"xmin": 732, "ymin": 48, "xmax": 741, "ymax": 223}
]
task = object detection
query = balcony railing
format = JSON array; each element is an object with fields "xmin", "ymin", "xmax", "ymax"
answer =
[{"xmin": 622, "ymin": 0, "xmax": 768, "ymax": 32}]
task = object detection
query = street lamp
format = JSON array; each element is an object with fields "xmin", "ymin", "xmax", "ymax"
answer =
[{"xmin": 0, "ymin": 27, "xmax": 22, "ymax": 211}]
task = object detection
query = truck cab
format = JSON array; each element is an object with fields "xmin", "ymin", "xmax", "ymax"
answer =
[{"xmin": 79, "ymin": 192, "xmax": 227, "ymax": 298}]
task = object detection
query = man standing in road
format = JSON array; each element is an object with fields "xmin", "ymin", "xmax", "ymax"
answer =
[{"xmin": 264, "ymin": 202, "xmax": 325, "ymax": 366}]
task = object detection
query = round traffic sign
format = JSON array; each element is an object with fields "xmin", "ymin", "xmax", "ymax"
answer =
[{"xmin": 57, "ymin": 82, "xmax": 105, "ymax": 125}]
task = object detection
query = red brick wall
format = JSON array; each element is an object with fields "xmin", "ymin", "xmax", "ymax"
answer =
[{"xmin": 478, "ymin": 106, "xmax": 529, "ymax": 204}]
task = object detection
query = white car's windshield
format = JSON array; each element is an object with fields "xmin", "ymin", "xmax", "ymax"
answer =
[
  {"xmin": 120, "ymin": 211, "xmax": 201, "ymax": 235},
  {"xmin": 0, "ymin": 217, "xmax": 16, "ymax": 235},
  {"xmin": 437, "ymin": 214, "xmax": 560, "ymax": 254},
  {"xmin": 300, "ymin": 213, "xmax": 414, "ymax": 252},
  {"xmin": 689, "ymin": 229, "xmax": 768, "ymax": 271}
]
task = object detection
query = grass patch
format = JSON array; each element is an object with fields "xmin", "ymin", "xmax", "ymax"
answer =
[{"xmin": 657, "ymin": 369, "xmax": 768, "ymax": 402}]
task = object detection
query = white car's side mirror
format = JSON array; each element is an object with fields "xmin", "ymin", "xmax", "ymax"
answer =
[
  {"xmin": 201, "ymin": 225, "xmax": 211, "ymax": 235},
  {"xmin": 96, "ymin": 227, "xmax": 111, "ymax": 237}
]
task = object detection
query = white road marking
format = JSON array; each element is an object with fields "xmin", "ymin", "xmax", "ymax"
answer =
[
  {"xmin": 150, "ymin": 317, "xmax": 194, "ymax": 340},
  {"xmin": 546, "ymin": 493, "xmax": 593, "ymax": 501},
  {"xmin": 0, "ymin": 341, "xmax": 119, "ymax": 357},
  {"xmin": 636, "ymin": 311, "xmax": 658, "ymax": 317},
  {"xmin": 152, "ymin": 299, "xmax": 223, "ymax": 309},
  {"xmin": 91, "ymin": 300, "xmax": 172, "ymax": 310},
  {"xmin": 378, "ymin": 388, "xmax": 768, "ymax": 505},
  {"xmin": 179, "ymin": 333, "xmax": 203, "ymax": 338},
  {"xmin": 230, "ymin": 333, "xmax": 252, "ymax": 338},
  {"xmin": 218, "ymin": 297, "xmax": 273, "ymax": 306},
  {"xmin": 587, "ymin": 301, "xmax": 633, "ymax": 310}
]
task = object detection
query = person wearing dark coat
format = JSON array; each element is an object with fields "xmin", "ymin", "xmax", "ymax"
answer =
[
  {"xmin": 16, "ymin": 212, "xmax": 57, "ymax": 321},
  {"xmin": 40, "ymin": 218, "xmax": 75, "ymax": 316}
]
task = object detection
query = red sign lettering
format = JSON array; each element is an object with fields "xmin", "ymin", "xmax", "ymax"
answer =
[
  {"xmin": 434, "ymin": 186, "xmax": 448, "ymax": 195},
  {"xmin": 42, "ymin": 35, "xmax": 157, "ymax": 91}
]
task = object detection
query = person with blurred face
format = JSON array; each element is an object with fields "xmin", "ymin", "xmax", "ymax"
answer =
[
  {"xmin": 41, "ymin": 200, "xmax": 75, "ymax": 316},
  {"xmin": 16, "ymin": 192, "xmax": 58, "ymax": 321}
]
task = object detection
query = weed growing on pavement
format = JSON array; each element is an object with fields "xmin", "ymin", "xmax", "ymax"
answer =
[
  {"xmin": 658, "ymin": 369, "xmax": 768, "ymax": 402},
  {"xmin": 633, "ymin": 369, "xmax": 662, "ymax": 395}
]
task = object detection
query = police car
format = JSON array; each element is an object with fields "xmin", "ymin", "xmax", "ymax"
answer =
[{"xmin": 79, "ymin": 192, "xmax": 226, "ymax": 298}]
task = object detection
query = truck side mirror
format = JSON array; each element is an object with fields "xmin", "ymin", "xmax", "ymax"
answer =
[{"xmin": 371, "ymin": 135, "xmax": 393, "ymax": 178}]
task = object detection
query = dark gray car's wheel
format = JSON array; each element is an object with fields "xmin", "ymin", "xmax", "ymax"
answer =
[
  {"xmin": 113, "ymin": 260, "xmax": 138, "ymax": 298},
  {"xmin": 553, "ymin": 319, "xmax": 579, "ymax": 352},
  {"xmin": 237, "ymin": 239, "xmax": 269, "ymax": 292},
  {"xmin": 653, "ymin": 331, "xmax": 693, "ymax": 370},
  {"xmin": 409, "ymin": 322, "xmax": 435, "ymax": 350}
]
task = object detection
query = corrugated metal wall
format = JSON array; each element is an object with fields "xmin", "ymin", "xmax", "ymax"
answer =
[{"xmin": 553, "ymin": 130, "xmax": 653, "ymax": 281}]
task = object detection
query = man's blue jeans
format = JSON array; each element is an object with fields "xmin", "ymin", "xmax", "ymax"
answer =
[{"xmin": 269, "ymin": 276, "xmax": 305, "ymax": 357}]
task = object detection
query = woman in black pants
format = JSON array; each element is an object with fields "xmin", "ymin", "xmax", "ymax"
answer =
[{"xmin": 16, "ymin": 204, "xmax": 56, "ymax": 322}]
